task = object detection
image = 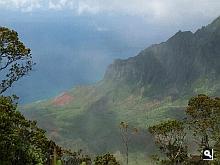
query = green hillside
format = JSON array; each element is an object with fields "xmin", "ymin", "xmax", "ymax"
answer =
[{"xmin": 21, "ymin": 16, "xmax": 220, "ymax": 164}]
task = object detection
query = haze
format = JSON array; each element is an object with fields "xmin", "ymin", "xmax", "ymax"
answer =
[{"xmin": 1, "ymin": 0, "xmax": 220, "ymax": 103}]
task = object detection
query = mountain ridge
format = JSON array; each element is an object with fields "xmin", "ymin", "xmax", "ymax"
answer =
[{"xmin": 104, "ymin": 17, "xmax": 220, "ymax": 98}]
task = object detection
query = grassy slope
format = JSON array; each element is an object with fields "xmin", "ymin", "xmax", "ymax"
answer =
[{"xmin": 20, "ymin": 75, "xmax": 220, "ymax": 165}]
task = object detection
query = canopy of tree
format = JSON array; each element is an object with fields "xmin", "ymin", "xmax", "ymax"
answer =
[
  {"xmin": 149, "ymin": 94, "xmax": 220, "ymax": 164},
  {"xmin": 0, "ymin": 27, "xmax": 34, "ymax": 94}
]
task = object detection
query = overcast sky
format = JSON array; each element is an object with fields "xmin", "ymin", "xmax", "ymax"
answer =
[{"xmin": 1, "ymin": 0, "xmax": 220, "ymax": 25}]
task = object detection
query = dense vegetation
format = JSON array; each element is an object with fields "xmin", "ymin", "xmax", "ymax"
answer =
[
  {"xmin": 0, "ymin": 95, "xmax": 61, "ymax": 164},
  {"xmin": 149, "ymin": 94, "xmax": 220, "ymax": 164}
]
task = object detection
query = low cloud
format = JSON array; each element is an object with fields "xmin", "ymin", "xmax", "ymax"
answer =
[
  {"xmin": 0, "ymin": 0, "xmax": 41, "ymax": 12},
  {"xmin": 1, "ymin": 0, "xmax": 220, "ymax": 23}
]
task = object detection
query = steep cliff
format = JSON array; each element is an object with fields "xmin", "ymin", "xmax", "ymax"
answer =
[{"xmin": 104, "ymin": 16, "xmax": 220, "ymax": 97}]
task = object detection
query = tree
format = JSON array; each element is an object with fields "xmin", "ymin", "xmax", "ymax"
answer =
[
  {"xmin": 149, "ymin": 95, "xmax": 220, "ymax": 164},
  {"xmin": 149, "ymin": 120, "xmax": 188, "ymax": 164},
  {"xmin": 94, "ymin": 153, "xmax": 120, "ymax": 165},
  {"xmin": 61, "ymin": 149, "xmax": 92, "ymax": 165},
  {"xmin": 185, "ymin": 94, "xmax": 220, "ymax": 163},
  {"xmin": 0, "ymin": 95, "xmax": 66, "ymax": 164},
  {"xmin": 119, "ymin": 121, "xmax": 138, "ymax": 165},
  {"xmin": 0, "ymin": 27, "xmax": 34, "ymax": 94}
]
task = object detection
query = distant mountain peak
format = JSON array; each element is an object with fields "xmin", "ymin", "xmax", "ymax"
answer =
[
  {"xmin": 104, "ymin": 16, "xmax": 220, "ymax": 97},
  {"xmin": 205, "ymin": 15, "xmax": 220, "ymax": 32},
  {"xmin": 210, "ymin": 15, "xmax": 220, "ymax": 26}
]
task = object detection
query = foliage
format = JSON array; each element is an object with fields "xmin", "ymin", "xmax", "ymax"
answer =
[
  {"xmin": 185, "ymin": 94, "xmax": 220, "ymax": 148},
  {"xmin": 185, "ymin": 94, "xmax": 220, "ymax": 163},
  {"xmin": 0, "ymin": 27, "xmax": 64, "ymax": 164},
  {"xmin": 0, "ymin": 27, "xmax": 34, "ymax": 94},
  {"xmin": 94, "ymin": 153, "xmax": 120, "ymax": 165},
  {"xmin": 61, "ymin": 149, "xmax": 92, "ymax": 165},
  {"xmin": 149, "ymin": 94, "xmax": 220, "ymax": 164},
  {"xmin": 149, "ymin": 120, "xmax": 188, "ymax": 164},
  {"xmin": 0, "ymin": 95, "xmax": 63, "ymax": 164}
]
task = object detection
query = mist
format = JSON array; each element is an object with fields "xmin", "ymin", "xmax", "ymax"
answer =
[{"xmin": 1, "ymin": 11, "xmax": 217, "ymax": 103}]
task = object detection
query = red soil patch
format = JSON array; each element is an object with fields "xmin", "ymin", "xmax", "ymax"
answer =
[{"xmin": 52, "ymin": 92, "xmax": 73, "ymax": 106}]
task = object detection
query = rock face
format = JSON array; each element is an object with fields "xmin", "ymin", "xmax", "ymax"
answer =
[{"xmin": 104, "ymin": 16, "xmax": 220, "ymax": 96}]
